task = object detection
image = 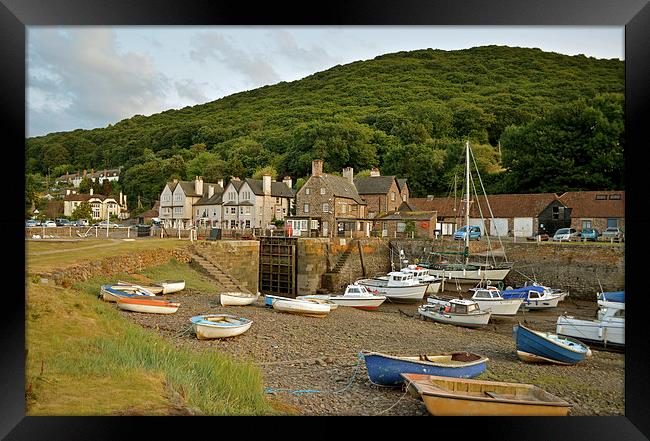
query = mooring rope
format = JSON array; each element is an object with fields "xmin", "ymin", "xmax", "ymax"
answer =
[
  {"xmin": 263, "ymin": 351, "xmax": 364, "ymax": 396},
  {"xmin": 173, "ymin": 323, "xmax": 194, "ymax": 339}
]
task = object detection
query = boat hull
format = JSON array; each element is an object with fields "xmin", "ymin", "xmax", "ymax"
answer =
[
  {"xmin": 427, "ymin": 268, "xmax": 511, "ymax": 284},
  {"xmin": 418, "ymin": 305, "xmax": 491, "ymax": 327},
  {"xmin": 265, "ymin": 295, "xmax": 331, "ymax": 317},
  {"xmin": 556, "ymin": 316, "xmax": 624, "ymax": 349},
  {"xmin": 220, "ymin": 292, "xmax": 260, "ymax": 306},
  {"xmin": 473, "ymin": 298, "xmax": 523, "ymax": 316},
  {"xmin": 363, "ymin": 351, "xmax": 488, "ymax": 386},
  {"xmin": 116, "ymin": 298, "xmax": 180, "ymax": 314},
  {"xmin": 403, "ymin": 373, "xmax": 571, "ymax": 416},
  {"xmin": 514, "ymin": 324, "xmax": 588, "ymax": 365},
  {"xmin": 100, "ymin": 285, "xmax": 156, "ymax": 302},
  {"xmin": 161, "ymin": 280, "xmax": 185, "ymax": 294},
  {"xmin": 190, "ymin": 315, "xmax": 252, "ymax": 339},
  {"xmin": 356, "ymin": 279, "xmax": 428, "ymax": 302},
  {"xmin": 329, "ymin": 296, "xmax": 386, "ymax": 309}
]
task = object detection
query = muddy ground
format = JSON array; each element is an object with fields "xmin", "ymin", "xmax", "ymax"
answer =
[{"xmin": 117, "ymin": 289, "xmax": 624, "ymax": 416}]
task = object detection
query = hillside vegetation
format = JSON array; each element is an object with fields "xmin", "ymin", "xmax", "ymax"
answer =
[{"xmin": 25, "ymin": 45, "xmax": 624, "ymax": 212}]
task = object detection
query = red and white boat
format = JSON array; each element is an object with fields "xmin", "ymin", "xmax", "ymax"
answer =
[{"xmin": 116, "ymin": 296, "xmax": 180, "ymax": 314}]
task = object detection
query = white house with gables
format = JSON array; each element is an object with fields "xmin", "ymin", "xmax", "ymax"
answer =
[
  {"xmin": 159, "ymin": 176, "xmax": 219, "ymax": 229},
  {"xmin": 63, "ymin": 188, "xmax": 129, "ymax": 220}
]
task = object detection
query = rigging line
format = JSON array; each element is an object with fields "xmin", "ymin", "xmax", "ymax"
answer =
[
  {"xmin": 469, "ymin": 146, "xmax": 508, "ymax": 263},
  {"xmin": 468, "ymin": 171, "xmax": 492, "ymax": 266}
]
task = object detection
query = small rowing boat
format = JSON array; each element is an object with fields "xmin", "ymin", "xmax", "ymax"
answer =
[
  {"xmin": 220, "ymin": 291, "xmax": 260, "ymax": 306},
  {"xmin": 402, "ymin": 373, "xmax": 571, "ymax": 416},
  {"xmin": 100, "ymin": 284, "xmax": 156, "ymax": 302},
  {"xmin": 117, "ymin": 279, "xmax": 185, "ymax": 295},
  {"xmin": 362, "ymin": 350, "xmax": 488, "ymax": 386},
  {"xmin": 190, "ymin": 314, "xmax": 253, "ymax": 339},
  {"xmin": 264, "ymin": 295, "xmax": 331, "ymax": 317},
  {"xmin": 116, "ymin": 296, "xmax": 180, "ymax": 314},
  {"xmin": 514, "ymin": 323, "xmax": 591, "ymax": 365}
]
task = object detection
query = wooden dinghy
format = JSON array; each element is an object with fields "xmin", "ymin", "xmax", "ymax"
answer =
[
  {"xmin": 220, "ymin": 291, "xmax": 260, "ymax": 306},
  {"xmin": 362, "ymin": 351, "xmax": 488, "ymax": 386},
  {"xmin": 100, "ymin": 284, "xmax": 156, "ymax": 302},
  {"xmin": 190, "ymin": 314, "xmax": 253, "ymax": 339},
  {"xmin": 514, "ymin": 323, "xmax": 591, "ymax": 365},
  {"xmin": 116, "ymin": 297, "xmax": 180, "ymax": 314},
  {"xmin": 264, "ymin": 295, "xmax": 331, "ymax": 317},
  {"xmin": 117, "ymin": 279, "xmax": 185, "ymax": 295},
  {"xmin": 296, "ymin": 295, "xmax": 339, "ymax": 310},
  {"xmin": 402, "ymin": 373, "xmax": 571, "ymax": 416}
]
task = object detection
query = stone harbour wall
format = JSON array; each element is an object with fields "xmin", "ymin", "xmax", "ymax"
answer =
[
  {"xmin": 389, "ymin": 238, "xmax": 624, "ymax": 300},
  {"xmin": 193, "ymin": 240, "xmax": 260, "ymax": 293}
]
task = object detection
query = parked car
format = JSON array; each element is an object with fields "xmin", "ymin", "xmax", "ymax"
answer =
[
  {"xmin": 25, "ymin": 219, "xmax": 39, "ymax": 227},
  {"xmin": 93, "ymin": 220, "xmax": 120, "ymax": 228},
  {"xmin": 75, "ymin": 219, "xmax": 90, "ymax": 227},
  {"xmin": 56, "ymin": 218, "xmax": 72, "ymax": 226},
  {"xmin": 453, "ymin": 225, "xmax": 482, "ymax": 241},
  {"xmin": 527, "ymin": 232, "xmax": 550, "ymax": 241},
  {"xmin": 42, "ymin": 220, "xmax": 57, "ymax": 227},
  {"xmin": 580, "ymin": 228, "xmax": 600, "ymax": 241},
  {"xmin": 601, "ymin": 227, "xmax": 624, "ymax": 242},
  {"xmin": 552, "ymin": 228, "xmax": 579, "ymax": 241}
]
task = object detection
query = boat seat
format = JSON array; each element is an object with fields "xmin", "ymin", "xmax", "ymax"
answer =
[{"xmin": 484, "ymin": 391, "xmax": 505, "ymax": 400}]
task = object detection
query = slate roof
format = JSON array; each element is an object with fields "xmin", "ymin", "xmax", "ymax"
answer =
[
  {"xmin": 353, "ymin": 176, "xmax": 397, "ymax": 195},
  {"xmin": 397, "ymin": 179, "xmax": 408, "ymax": 193},
  {"xmin": 311, "ymin": 174, "xmax": 366, "ymax": 204},
  {"xmin": 194, "ymin": 184, "xmax": 225, "ymax": 206},
  {"xmin": 63, "ymin": 193, "xmax": 117, "ymax": 202},
  {"xmin": 244, "ymin": 178, "xmax": 296, "ymax": 198}
]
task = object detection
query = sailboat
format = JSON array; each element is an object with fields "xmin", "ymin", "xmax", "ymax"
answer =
[{"xmin": 420, "ymin": 141, "xmax": 513, "ymax": 285}]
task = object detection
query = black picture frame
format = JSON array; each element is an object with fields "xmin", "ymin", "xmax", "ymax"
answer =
[{"xmin": 4, "ymin": 0, "xmax": 649, "ymax": 439}]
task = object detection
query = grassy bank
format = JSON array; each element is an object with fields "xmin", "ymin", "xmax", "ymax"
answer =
[{"xmin": 26, "ymin": 259, "xmax": 277, "ymax": 415}]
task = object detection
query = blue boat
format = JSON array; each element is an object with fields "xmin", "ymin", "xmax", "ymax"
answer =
[
  {"xmin": 501, "ymin": 285, "xmax": 563, "ymax": 309},
  {"xmin": 100, "ymin": 284, "xmax": 156, "ymax": 302},
  {"xmin": 514, "ymin": 323, "xmax": 590, "ymax": 365},
  {"xmin": 361, "ymin": 350, "xmax": 488, "ymax": 387}
]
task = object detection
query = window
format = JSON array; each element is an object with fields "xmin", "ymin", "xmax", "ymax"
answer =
[
  {"xmin": 305, "ymin": 188, "xmax": 310, "ymax": 195},
  {"xmin": 276, "ymin": 197, "xmax": 280, "ymax": 203},
  {"xmin": 609, "ymin": 194, "xmax": 621, "ymax": 200},
  {"xmin": 351, "ymin": 205, "xmax": 357, "ymax": 211},
  {"xmin": 596, "ymin": 194, "xmax": 607, "ymax": 200},
  {"xmin": 283, "ymin": 208, "xmax": 286, "ymax": 214},
  {"xmin": 240, "ymin": 207, "xmax": 244, "ymax": 214},
  {"xmin": 390, "ymin": 192, "xmax": 395, "ymax": 201},
  {"xmin": 174, "ymin": 207, "xmax": 182, "ymax": 214},
  {"xmin": 304, "ymin": 203, "xmax": 310, "ymax": 213},
  {"xmin": 245, "ymin": 220, "xmax": 251, "ymax": 228},
  {"xmin": 607, "ymin": 218, "xmax": 618, "ymax": 228},
  {"xmin": 341, "ymin": 204, "xmax": 346, "ymax": 213},
  {"xmin": 582, "ymin": 220, "xmax": 592, "ymax": 229},
  {"xmin": 230, "ymin": 220, "xmax": 236, "ymax": 228},
  {"xmin": 323, "ymin": 203, "xmax": 330, "ymax": 212},
  {"xmin": 397, "ymin": 222, "xmax": 406, "ymax": 232},
  {"xmin": 320, "ymin": 187, "xmax": 326, "ymax": 195},
  {"xmin": 246, "ymin": 207, "xmax": 251, "ymax": 215},
  {"xmin": 230, "ymin": 207, "xmax": 236, "ymax": 214},
  {"xmin": 174, "ymin": 194, "xmax": 182, "ymax": 202}
]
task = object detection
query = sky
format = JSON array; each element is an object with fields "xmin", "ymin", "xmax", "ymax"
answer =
[{"xmin": 26, "ymin": 26, "xmax": 624, "ymax": 138}]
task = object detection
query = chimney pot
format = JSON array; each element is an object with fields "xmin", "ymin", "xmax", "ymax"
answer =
[
  {"xmin": 283, "ymin": 176, "xmax": 293, "ymax": 189},
  {"xmin": 311, "ymin": 159, "xmax": 323, "ymax": 177},
  {"xmin": 342, "ymin": 167, "xmax": 354, "ymax": 184},
  {"xmin": 208, "ymin": 185, "xmax": 215, "ymax": 198},
  {"xmin": 263, "ymin": 175, "xmax": 272, "ymax": 195},
  {"xmin": 370, "ymin": 167, "xmax": 380, "ymax": 177},
  {"xmin": 218, "ymin": 179, "xmax": 224, "ymax": 189}
]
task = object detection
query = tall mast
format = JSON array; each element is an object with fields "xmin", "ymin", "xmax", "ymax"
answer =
[{"xmin": 465, "ymin": 140, "xmax": 470, "ymax": 254}]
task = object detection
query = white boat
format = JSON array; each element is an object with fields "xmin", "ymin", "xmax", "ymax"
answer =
[
  {"xmin": 469, "ymin": 286, "xmax": 524, "ymax": 316},
  {"xmin": 419, "ymin": 298, "xmax": 491, "ymax": 327},
  {"xmin": 296, "ymin": 295, "xmax": 339, "ymax": 310},
  {"xmin": 220, "ymin": 291, "xmax": 260, "ymax": 306},
  {"xmin": 190, "ymin": 314, "xmax": 253, "ymax": 339},
  {"xmin": 116, "ymin": 296, "xmax": 180, "ymax": 314},
  {"xmin": 265, "ymin": 294, "xmax": 331, "ymax": 317},
  {"xmin": 523, "ymin": 281, "xmax": 569, "ymax": 302},
  {"xmin": 400, "ymin": 265, "xmax": 442, "ymax": 294},
  {"xmin": 556, "ymin": 292, "xmax": 625, "ymax": 350},
  {"xmin": 117, "ymin": 279, "xmax": 185, "ymax": 295},
  {"xmin": 500, "ymin": 286, "xmax": 564, "ymax": 310},
  {"xmin": 308, "ymin": 284, "xmax": 387, "ymax": 310},
  {"xmin": 356, "ymin": 271, "xmax": 429, "ymax": 302},
  {"xmin": 100, "ymin": 284, "xmax": 156, "ymax": 302}
]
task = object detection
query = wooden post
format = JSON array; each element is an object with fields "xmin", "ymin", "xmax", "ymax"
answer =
[
  {"xmin": 127, "ymin": 227, "xmax": 130, "ymax": 239},
  {"xmin": 358, "ymin": 240, "xmax": 366, "ymax": 277},
  {"xmin": 69, "ymin": 227, "xmax": 72, "ymax": 237},
  {"xmin": 95, "ymin": 226, "xmax": 98, "ymax": 237}
]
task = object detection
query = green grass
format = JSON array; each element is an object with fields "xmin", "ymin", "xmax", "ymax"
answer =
[{"xmin": 26, "ymin": 260, "xmax": 279, "ymax": 416}]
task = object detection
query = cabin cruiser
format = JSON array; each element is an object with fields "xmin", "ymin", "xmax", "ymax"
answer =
[{"xmin": 356, "ymin": 271, "xmax": 429, "ymax": 302}]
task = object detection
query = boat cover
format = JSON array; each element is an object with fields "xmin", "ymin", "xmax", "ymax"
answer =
[{"xmin": 600, "ymin": 291, "xmax": 624, "ymax": 303}]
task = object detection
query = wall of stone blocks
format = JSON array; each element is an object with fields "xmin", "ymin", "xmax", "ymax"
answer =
[{"xmin": 193, "ymin": 240, "xmax": 260, "ymax": 293}]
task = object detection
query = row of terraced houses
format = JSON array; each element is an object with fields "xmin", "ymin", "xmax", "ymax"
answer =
[{"xmin": 157, "ymin": 159, "xmax": 624, "ymax": 238}]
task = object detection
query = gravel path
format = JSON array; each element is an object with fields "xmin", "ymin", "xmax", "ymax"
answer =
[{"xmin": 117, "ymin": 290, "xmax": 624, "ymax": 416}]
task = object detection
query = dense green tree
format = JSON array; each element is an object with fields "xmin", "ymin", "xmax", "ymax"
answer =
[
  {"xmin": 70, "ymin": 201, "xmax": 92, "ymax": 221},
  {"xmin": 252, "ymin": 166, "xmax": 278, "ymax": 180},
  {"xmin": 78, "ymin": 176, "xmax": 93, "ymax": 194}
]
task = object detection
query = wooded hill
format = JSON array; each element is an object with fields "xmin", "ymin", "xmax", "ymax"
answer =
[{"xmin": 25, "ymin": 45, "xmax": 624, "ymax": 212}]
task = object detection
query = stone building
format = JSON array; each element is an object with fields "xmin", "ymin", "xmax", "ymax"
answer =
[
  {"xmin": 354, "ymin": 168, "xmax": 404, "ymax": 218},
  {"xmin": 291, "ymin": 159, "xmax": 371, "ymax": 237}
]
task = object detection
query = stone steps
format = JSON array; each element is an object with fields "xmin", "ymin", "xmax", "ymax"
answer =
[{"xmin": 189, "ymin": 249, "xmax": 251, "ymax": 294}]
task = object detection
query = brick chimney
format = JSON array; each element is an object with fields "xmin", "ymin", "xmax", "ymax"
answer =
[
  {"xmin": 370, "ymin": 167, "xmax": 380, "ymax": 177},
  {"xmin": 342, "ymin": 167, "xmax": 354, "ymax": 184},
  {"xmin": 312, "ymin": 159, "xmax": 323, "ymax": 177},
  {"xmin": 195, "ymin": 176, "xmax": 204, "ymax": 195},
  {"xmin": 262, "ymin": 175, "xmax": 272, "ymax": 195},
  {"xmin": 217, "ymin": 179, "xmax": 224, "ymax": 189},
  {"xmin": 90, "ymin": 188, "xmax": 93, "ymax": 196},
  {"xmin": 283, "ymin": 176, "xmax": 292, "ymax": 189}
]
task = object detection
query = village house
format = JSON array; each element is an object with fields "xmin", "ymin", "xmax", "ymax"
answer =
[
  {"xmin": 57, "ymin": 167, "xmax": 122, "ymax": 188},
  {"xmin": 558, "ymin": 190, "xmax": 625, "ymax": 232},
  {"xmin": 193, "ymin": 179, "xmax": 225, "ymax": 228},
  {"xmin": 372, "ymin": 209, "xmax": 438, "ymax": 238},
  {"xmin": 353, "ymin": 168, "xmax": 406, "ymax": 218},
  {"xmin": 290, "ymin": 160, "xmax": 370, "ymax": 238},
  {"xmin": 159, "ymin": 176, "xmax": 217, "ymax": 229},
  {"xmin": 220, "ymin": 175, "xmax": 295, "ymax": 229},
  {"xmin": 62, "ymin": 188, "xmax": 129, "ymax": 220}
]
